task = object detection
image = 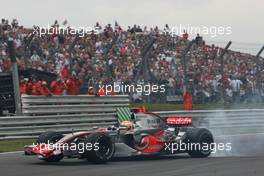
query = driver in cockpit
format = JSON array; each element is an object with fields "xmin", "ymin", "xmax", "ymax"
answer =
[
  {"xmin": 120, "ymin": 121, "xmax": 135, "ymax": 132},
  {"xmin": 119, "ymin": 112, "xmax": 137, "ymax": 132}
]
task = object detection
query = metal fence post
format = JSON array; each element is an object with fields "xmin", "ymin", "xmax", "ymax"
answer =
[
  {"xmin": 219, "ymin": 41, "xmax": 232, "ymax": 102},
  {"xmin": 256, "ymin": 45, "xmax": 264, "ymax": 92},
  {"xmin": 181, "ymin": 40, "xmax": 195, "ymax": 93},
  {"xmin": 134, "ymin": 38, "xmax": 156, "ymax": 103},
  {"xmin": 7, "ymin": 38, "xmax": 22, "ymax": 115}
]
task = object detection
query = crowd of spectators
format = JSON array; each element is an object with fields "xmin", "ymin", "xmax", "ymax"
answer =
[
  {"xmin": 1, "ymin": 18, "xmax": 264, "ymax": 103},
  {"xmin": 19, "ymin": 74, "xmax": 83, "ymax": 96}
]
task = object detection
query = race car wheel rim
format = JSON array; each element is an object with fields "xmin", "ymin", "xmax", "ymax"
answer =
[{"xmin": 96, "ymin": 137, "xmax": 113, "ymax": 159}]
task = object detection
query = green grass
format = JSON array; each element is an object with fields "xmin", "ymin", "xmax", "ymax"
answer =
[{"xmin": 0, "ymin": 139, "xmax": 35, "ymax": 153}]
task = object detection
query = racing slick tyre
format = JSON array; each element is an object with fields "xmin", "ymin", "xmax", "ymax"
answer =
[
  {"xmin": 81, "ymin": 133, "xmax": 115, "ymax": 164},
  {"xmin": 36, "ymin": 131, "xmax": 64, "ymax": 162},
  {"xmin": 185, "ymin": 128, "xmax": 214, "ymax": 158}
]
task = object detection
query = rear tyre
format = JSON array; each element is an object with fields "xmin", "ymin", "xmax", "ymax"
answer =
[
  {"xmin": 185, "ymin": 128, "xmax": 214, "ymax": 158},
  {"xmin": 81, "ymin": 133, "xmax": 115, "ymax": 164},
  {"xmin": 36, "ymin": 131, "xmax": 64, "ymax": 162}
]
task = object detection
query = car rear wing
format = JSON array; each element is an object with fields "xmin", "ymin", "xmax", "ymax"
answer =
[{"xmin": 166, "ymin": 117, "xmax": 192, "ymax": 126}]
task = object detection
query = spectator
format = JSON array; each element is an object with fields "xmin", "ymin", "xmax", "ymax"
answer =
[
  {"xmin": 50, "ymin": 79, "xmax": 67, "ymax": 95},
  {"xmin": 26, "ymin": 77, "xmax": 34, "ymax": 95},
  {"xmin": 97, "ymin": 88, "xmax": 107, "ymax": 96},
  {"xmin": 30, "ymin": 51, "xmax": 40, "ymax": 62},
  {"xmin": 31, "ymin": 80, "xmax": 42, "ymax": 95},
  {"xmin": 183, "ymin": 30, "xmax": 189, "ymax": 41},
  {"xmin": 60, "ymin": 65, "xmax": 71, "ymax": 80},
  {"xmin": 66, "ymin": 74, "xmax": 83, "ymax": 95},
  {"xmin": 39, "ymin": 81, "xmax": 52, "ymax": 96},
  {"xmin": 19, "ymin": 78, "xmax": 27, "ymax": 95},
  {"xmin": 87, "ymin": 87, "xmax": 96, "ymax": 95},
  {"xmin": 195, "ymin": 33, "xmax": 203, "ymax": 45},
  {"xmin": 229, "ymin": 76, "xmax": 243, "ymax": 102}
]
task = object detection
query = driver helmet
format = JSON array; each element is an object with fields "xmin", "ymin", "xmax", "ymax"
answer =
[{"xmin": 121, "ymin": 121, "xmax": 134, "ymax": 130}]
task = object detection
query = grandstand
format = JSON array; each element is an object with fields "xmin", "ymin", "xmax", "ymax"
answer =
[{"xmin": 0, "ymin": 19, "xmax": 264, "ymax": 104}]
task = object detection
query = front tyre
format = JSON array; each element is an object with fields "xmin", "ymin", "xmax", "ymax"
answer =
[
  {"xmin": 81, "ymin": 133, "xmax": 115, "ymax": 164},
  {"xmin": 185, "ymin": 128, "xmax": 214, "ymax": 158},
  {"xmin": 36, "ymin": 131, "xmax": 64, "ymax": 162}
]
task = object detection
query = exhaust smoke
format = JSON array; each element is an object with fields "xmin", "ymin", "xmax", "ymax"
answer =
[{"xmin": 199, "ymin": 109, "xmax": 264, "ymax": 157}]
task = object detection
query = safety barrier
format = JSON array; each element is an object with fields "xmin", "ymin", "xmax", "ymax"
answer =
[
  {"xmin": 0, "ymin": 95, "xmax": 129, "ymax": 139},
  {"xmin": 21, "ymin": 95, "xmax": 130, "ymax": 115},
  {"xmin": 0, "ymin": 95, "xmax": 264, "ymax": 139}
]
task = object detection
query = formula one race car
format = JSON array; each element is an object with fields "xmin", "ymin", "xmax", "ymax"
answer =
[{"xmin": 24, "ymin": 108, "xmax": 214, "ymax": 163}]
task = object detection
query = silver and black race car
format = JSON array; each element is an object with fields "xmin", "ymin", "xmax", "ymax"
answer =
[{"xmin": 24, "ymin": 109, "xmax": 214, "ymax": 164}]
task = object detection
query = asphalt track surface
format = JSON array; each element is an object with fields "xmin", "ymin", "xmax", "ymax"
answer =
[{"xmin": 1, "ymin": 133, "xmax": 264, "ymax": 176}]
